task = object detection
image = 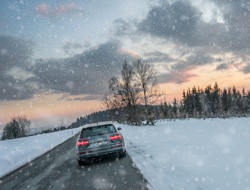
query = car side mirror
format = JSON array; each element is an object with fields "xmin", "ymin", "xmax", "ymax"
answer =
[{"xmin": 117, "ymin": 127, "xmax": 122, "ymax": 131}]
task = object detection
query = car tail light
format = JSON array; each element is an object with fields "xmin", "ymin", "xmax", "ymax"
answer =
[
  {"xmin": 110, "ymin": 134, "xmax": 121, "ymax": 140},
  {"xmin": 77, "ymin": 140, "xmax": 89, "ymax": 146}
]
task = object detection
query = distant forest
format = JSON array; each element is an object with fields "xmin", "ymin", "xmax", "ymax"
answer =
[{"xmin": 70, "ymin": 82, "xmax": 250, "ymax": 128}]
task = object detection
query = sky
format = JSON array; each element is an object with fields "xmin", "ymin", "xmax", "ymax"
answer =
[{"xmin": 0, "ymin": 0, "xmax": 250, "ymax": 126}]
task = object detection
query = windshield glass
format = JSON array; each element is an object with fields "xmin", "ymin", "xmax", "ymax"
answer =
[{"xmin": 80, "ymin": 124, "xmax": 116, "ymax": 138}]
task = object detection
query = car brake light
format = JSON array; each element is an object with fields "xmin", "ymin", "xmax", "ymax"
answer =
[
  {"xmin": 77, "ymin": 140, "xmax": 89, "ymax": 146},
  {"xmin": 110, "ymin": 134, "xmax": 121, "ymax": 140}
]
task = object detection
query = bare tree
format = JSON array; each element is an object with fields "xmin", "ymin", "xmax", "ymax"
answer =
[
  {"xmin": 133, "ymin": 59, "xmax": 161, "ymax": 125},
  {"xmin": 2, "ymin": 116, "xmax": 31, "ymax": 140},
  {"xmin": 104, "ymin": 61, "xmax": 141, "ymax": 125}
]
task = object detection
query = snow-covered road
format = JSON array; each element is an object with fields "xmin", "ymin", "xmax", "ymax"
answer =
[
  {"xmin": 118, "ymin": 117, "xmax": 250, "ymax": 190},
  {"xmin": 0, "ymin": 128, "xmax": 81, "ymax": 178},
  {"xmin": 0, "ymin": 129, "xmax": 149, "ymax": 190}
]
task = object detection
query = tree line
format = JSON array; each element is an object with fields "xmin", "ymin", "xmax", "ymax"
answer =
[
  {"xmin": 160, "ymin": 83, "xmax": 250, "ymax": 119},
  {"xmin": 71, "ymin": 81, "xmax": 250, "ymax": 128},
  {"xmin": 72, "ymin": 82, "xmax": 250, "ymax": 127}
]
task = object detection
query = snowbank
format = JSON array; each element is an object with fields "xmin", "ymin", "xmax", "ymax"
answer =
[
  {"xmin": 118, "ymin": 117, "xmax": 250, "ymax": 190},
  {"xmin": 0, "ymin": 128, "xmax": 81, "ymax": 178}
]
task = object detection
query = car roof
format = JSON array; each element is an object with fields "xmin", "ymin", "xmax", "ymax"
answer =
[{"xmin": 82, "ymin": 121, "xmax": 114, "ymax": 129}]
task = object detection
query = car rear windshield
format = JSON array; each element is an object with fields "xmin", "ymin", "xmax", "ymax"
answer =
[{"xmin": 80, "ymin": 124, "xmax": 116, "ymax": 138}]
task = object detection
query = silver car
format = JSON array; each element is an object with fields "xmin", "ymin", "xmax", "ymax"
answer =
[{"xmin": 76, "ymin": 121, "xmax": 126, "ymax": 165}]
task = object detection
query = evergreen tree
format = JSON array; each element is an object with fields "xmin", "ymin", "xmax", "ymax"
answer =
[
  {"xmin": 242, "ymin": 88, "xmax": 248, "ymax": 114},
  {"xmin": 212, "ymin": 82, "xmax": 220, "ymax": 114},
  {"xmin": 186, "ymin": 88, "xmax": 194, "ymax": 116},
  {"xmin": 222, "ymin": 88, "xmax": 229, "ymax": 112},
  {"xmin": 236, "ymin": 91, "xmax": 243, "ymax": 113},
  {"xmin": 194, "ymin": 87, "xmax": 202, "ymax": 115},
  {"xmin": 205, "ymin": 85, "xmax": 212, "ymax": 114},
  {"xmin": 179, "ymin": 100, "xmax": 184, "ymax": 117},
  {"xmin": 232, "ymin": 86, "xmax": 238, "ymax": 113},
  {"xmin": 227, "ymin": 87, "xmax": 232, "ymax": 112},
  {"xmin": 173, "ymin": 98, "xmax": 177, "ymax": 117},
  {"xmin": 168, "ymin": 103, "xmax": 173, "ymax": 118},
  {"xmin": 247, "ymin": 92, "xmax": 250, "ymax": 112},
  {"xmin": 160, "ymin": 102, "xmax": 168, "ymax": 118},
  {"xmin": 182, "ymin": 90, "xmax": 186, "ymax": 99}
]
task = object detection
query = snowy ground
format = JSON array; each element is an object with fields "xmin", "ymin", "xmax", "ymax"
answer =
[
  {"xmin": 0, "ymin": 128, "xmax": 81, "ymax": 178},
  {"xmin": 1, "ymin": 118, "xmax": 250, "ymax": 190},
  {"xmin": 117, "ymin": 118, "xmax": 250, "ymax": 190}
]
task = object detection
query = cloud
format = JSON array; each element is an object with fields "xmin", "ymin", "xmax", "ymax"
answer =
[
  {"xmin": 186, "ymin": 51, "xmax": 214, "ymax": 66},
  {"xmin": 36, "ymin": 3, "xmax": 49, "ymax": 15},
  {"xmin": 119, "ymin": 48, "xmax": 141, "ymax": 57},
  {"xmin": 31, "ymin": 40, "xmax": 134, "ymax": 98},
  {"xmin": 73, "ymin": 95, "xmax": 102, "ymax": 101},
  {"xmin": 62, "ymin": 42, "xmax": 83, "ymax": 51},
  {"xmin": 0, "ymin": 76, "xmax": 36, "ymax": 100},
  {"xmin": 137, "ymin": 1, "xmax": 236, "ymax": 51},
  {"xmin": 216, "ymin": 58, "xmax": 223, "ymax": 62},
  {"xmin": 216, "ymin": 63, "xmax": 229, "ymax": 70},
  {"xmin": 111, "ymin": 2, "xmax": 223, "ymax": 69},
  {"xmin": 169, "ymin": 52, "xmax": 214, "ymax": 73},
  {"xmin": 243, "ymin": 64, "xmax": 250, "ymax": 74},
  {"xmin": 116, "ymin": 0, "xmax": 249, "ymax": 54},
  {"xmin": 157, "ymin": 51, "xmax": 214, "ymax": 84},
  {"xmin": 36, "ymin": 2, "xmax": 84, "ymax": 18},
  {"xmin": 0, "ymin": 37, "xmax": 135, "ymax": 101},
  {"xmin": 144, "ymin": 51, "xmax": 174, "ymax": 63},
  {"xmin": 157, "ymin": 60, "xmax": 196, "ymax": 84},
  {"xmin": 159, "ymin": 69, "xmax": 199, "ymax": 84},
  {"xmin": 211, "ymin": 0, "xmax": 250, "ymax": 52},
  {"xmin": 0, "ymin": 35, "xmax": 33, "ymax": 73},
  {"xmin": 0, "ymin": 35, "xmax": 36, "ymax": 100},
  {"xmin": 59, "ymin": 94, "xmax": 102, "ymax": 102},
  {"xmin": 62, "ymin": 41, "xmax": 90, "ymax": 55},
  {"xmin": 113, "ymin": 19, "xmax": 138, "ymax": 37},
  {"xmin": 138, "ymin": 1, "xmax": 203, "ymax": 46},
  {"xmin": 112, "ymin": 0, "xmax": 249, "ymax": 82}
]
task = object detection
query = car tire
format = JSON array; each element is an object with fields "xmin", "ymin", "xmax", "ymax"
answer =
[
  {"xmin": 78, "ymin": 159, "xmax": 84, "ymax": 166},
  {"xmin": 119, "ymin": 151, "xmax": 127, "ymax": 158}
]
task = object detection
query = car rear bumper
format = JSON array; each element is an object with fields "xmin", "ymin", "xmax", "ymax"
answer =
[{"xmin": 78, "ymin": 145, "xmax": 125, "ymax": 160}]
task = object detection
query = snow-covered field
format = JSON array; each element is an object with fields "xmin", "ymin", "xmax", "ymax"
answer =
[
  {"xmin": 118, "ymin": 118, "xmax": 250, "ymax": 190},
  {"xmin": 1, "ymin": 118, "xmax": 250, "ymax": 190},
  {"xmin": 0, "ymin": 128, "xmax": 81, "ymax": 178}
]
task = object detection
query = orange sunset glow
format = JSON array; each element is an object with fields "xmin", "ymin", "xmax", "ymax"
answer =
[
  {"xmin": 0, "ymin": 93, "xmax": 104, "ymax": 123},
  {"xmin": 1, "ymin": 63, "xmax": 249, "ymax": 124}
]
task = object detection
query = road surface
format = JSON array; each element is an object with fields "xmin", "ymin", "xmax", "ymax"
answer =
[{"xmin": 0, "ymin": 134, "xmax": 150, "ymax": 190}]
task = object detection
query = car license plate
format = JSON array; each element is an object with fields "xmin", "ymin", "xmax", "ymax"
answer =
[
  {"xmin": 98, "ymin": 141, "xmax": 108, "ymax": 146},
  {"xmin": 92, "ymin": 141, "xmax": 108, "ymax": 148}
]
